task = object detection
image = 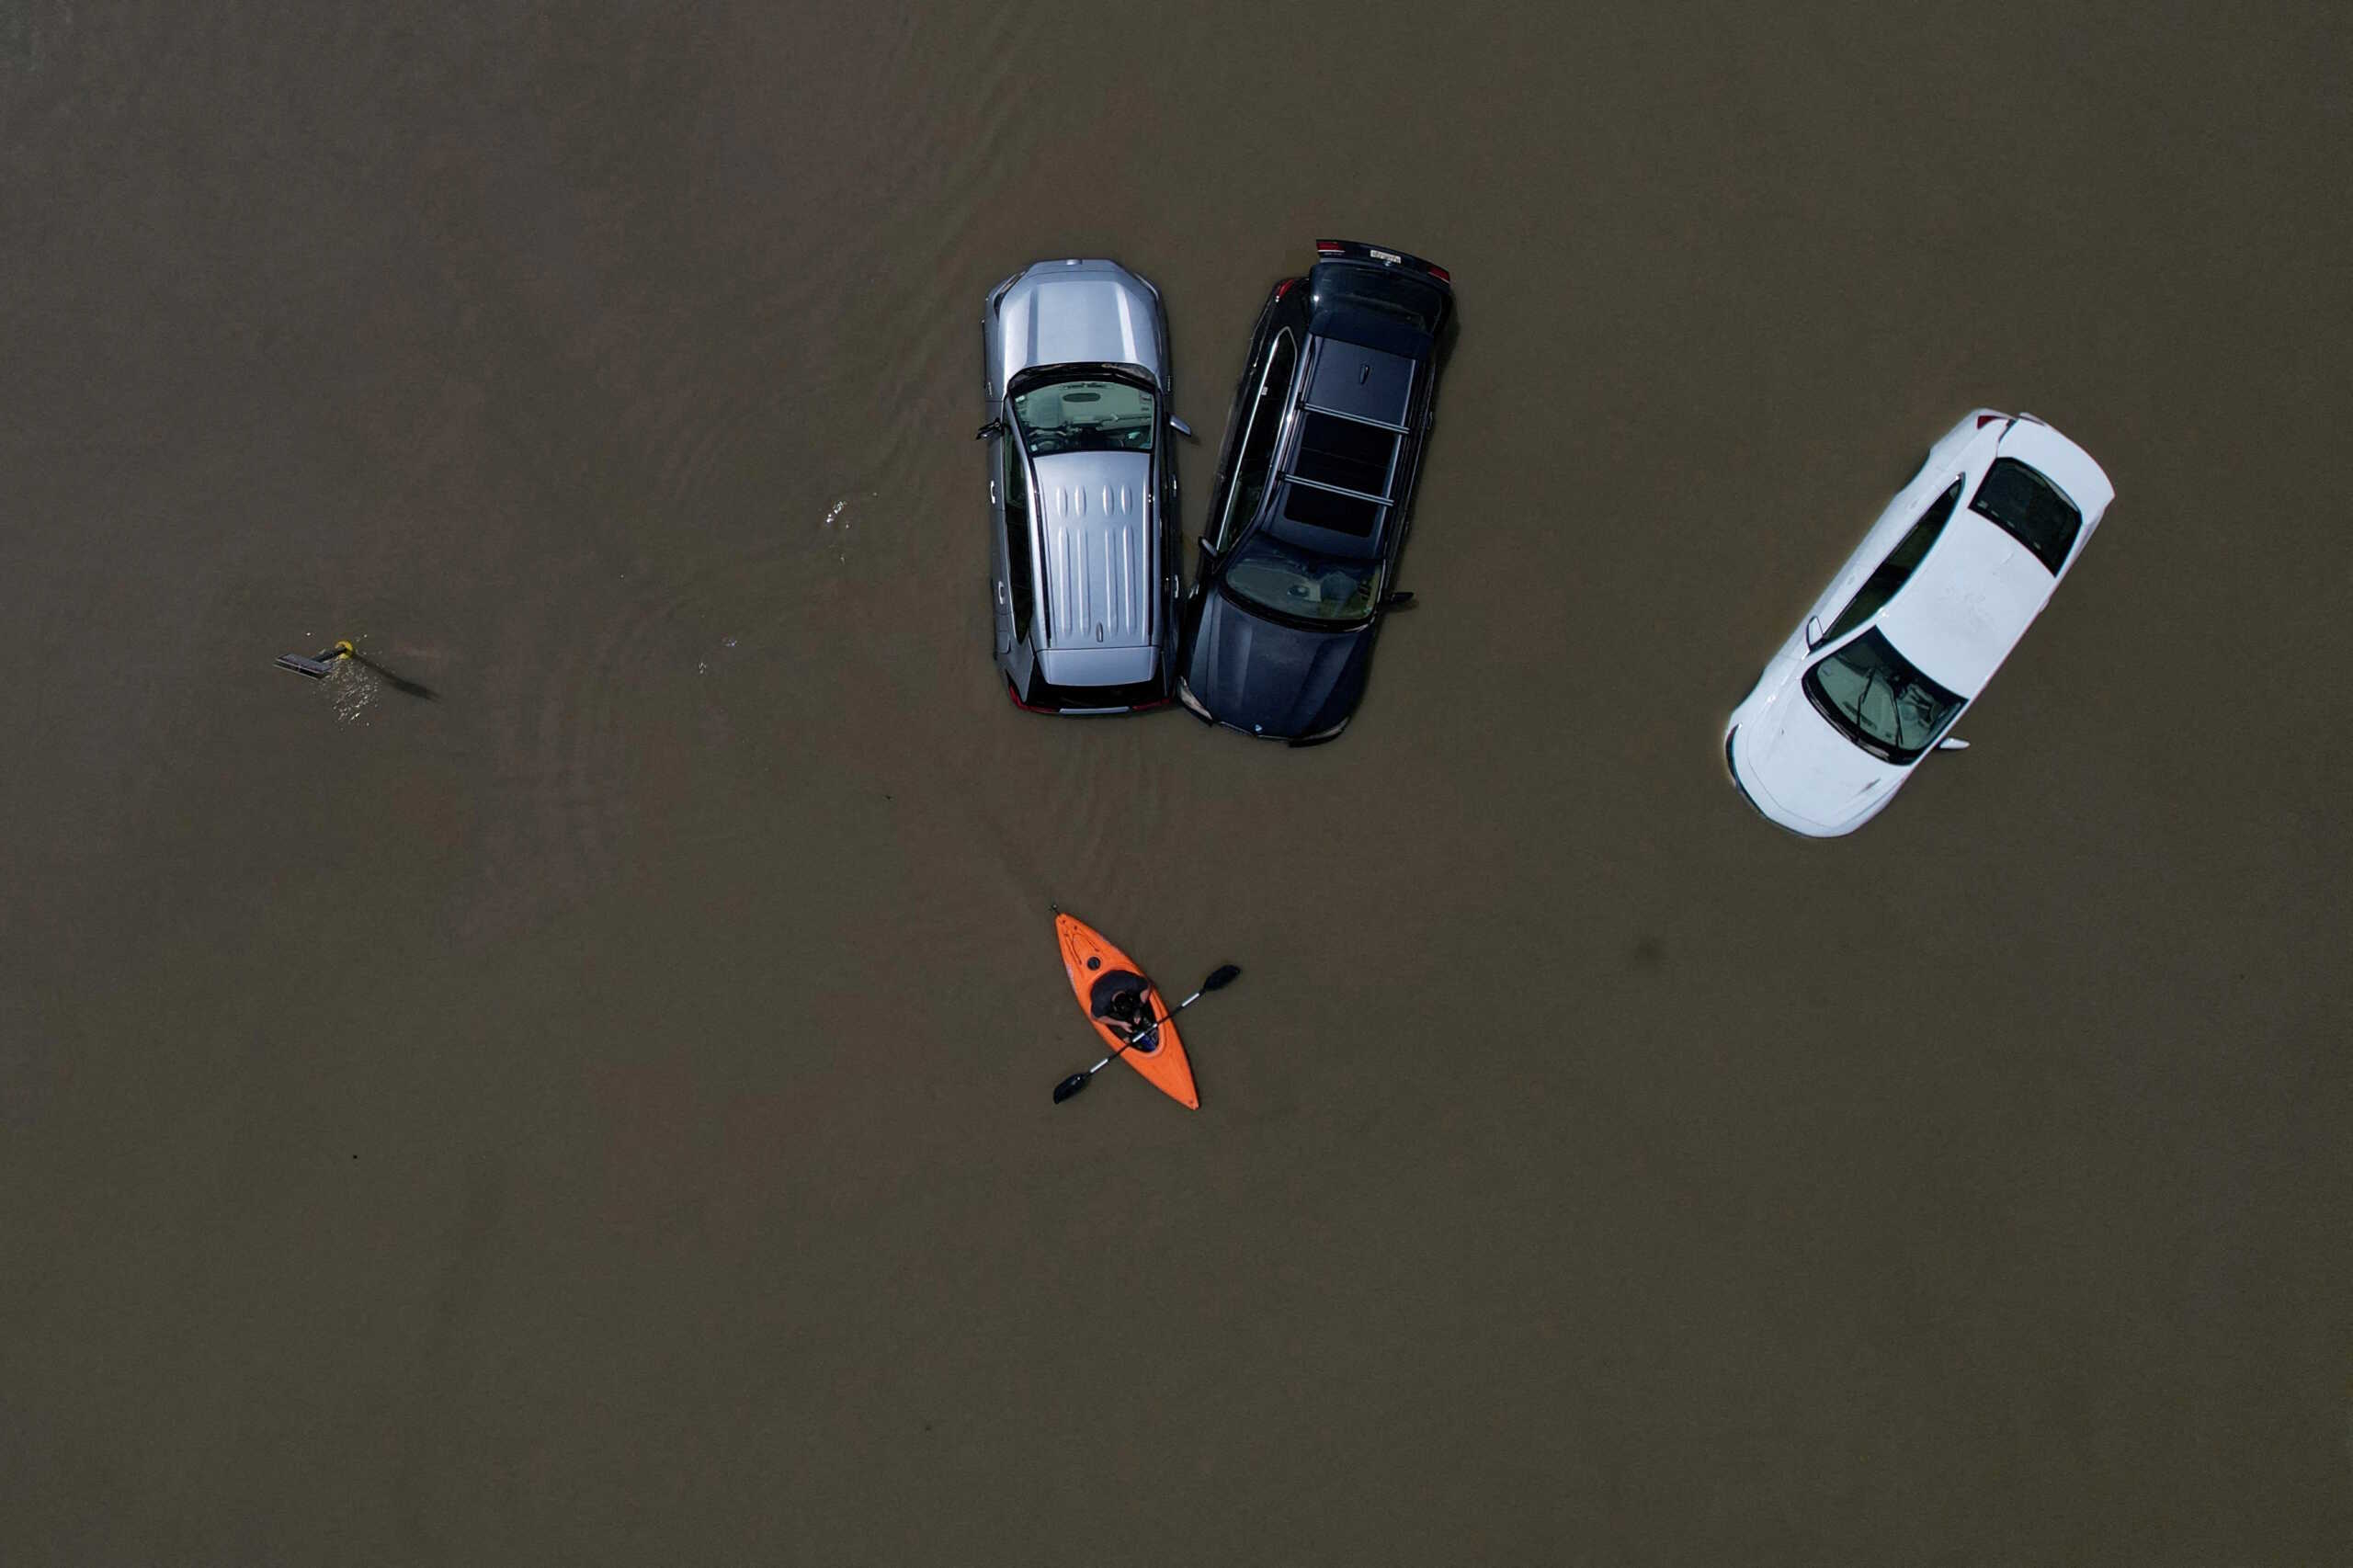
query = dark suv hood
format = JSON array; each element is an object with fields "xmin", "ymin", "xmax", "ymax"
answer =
[{"xmin": 1183, "ymin": 587, "xmax": 1373, "ymax": 739}]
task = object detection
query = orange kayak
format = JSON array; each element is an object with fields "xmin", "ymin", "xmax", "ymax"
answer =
[{"xmin": 1053, "ymin": 912, "xmax": 1199, "ymax": 1110}]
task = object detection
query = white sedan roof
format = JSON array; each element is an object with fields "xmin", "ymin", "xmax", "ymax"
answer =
[
  {"xmin": 1874, "ymin": 512, "xmax": 2061, "ymax": 697},
  {"xmin": 1874, "ymin": 418, "xmax": 2112, "ymax": 698}
]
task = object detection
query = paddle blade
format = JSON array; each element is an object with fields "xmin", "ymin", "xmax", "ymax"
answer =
[
  {"xmin": 1051, "ymin": 1074, "xmax": 1091, "ymax": 1104},
  {"xmin": 1200, "ymin": 964, "xmax": 1241, "ymax": 993}
]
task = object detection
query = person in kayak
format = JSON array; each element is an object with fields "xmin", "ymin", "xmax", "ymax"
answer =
[{"xmin": 1097, "ymin": 982, "xmax": 1162, "ymax": 1053}]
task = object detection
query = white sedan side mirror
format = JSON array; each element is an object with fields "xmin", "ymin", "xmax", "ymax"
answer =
[
  {"xmin": 1804, "ymin": 616, "xmax": 1824, "ymax": 650},
  {"xmin": 1937, "ymin": 736, "xmax": 1970, "ymax": 752}
]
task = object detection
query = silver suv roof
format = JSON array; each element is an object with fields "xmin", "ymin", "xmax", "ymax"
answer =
[{"xmin": 1030, "ymin": 448, "xmax": 1156, "ymax": 676}]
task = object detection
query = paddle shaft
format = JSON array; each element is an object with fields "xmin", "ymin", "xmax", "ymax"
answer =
[{"xmin": 1081, "ymin": 985, "xmax": 1205, "ymax": 1078}]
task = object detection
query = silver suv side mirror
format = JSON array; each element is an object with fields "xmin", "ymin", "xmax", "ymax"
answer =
[{"xmin": 1167, "ymin": 415, "xmax": 1195, "ymax": 439}]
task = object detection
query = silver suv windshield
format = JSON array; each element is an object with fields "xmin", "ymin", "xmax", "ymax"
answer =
[
  {"xmin": 1011, "ymin": 377, "xmax": 1156, "ymax": 457},
  {"xmin": 1802, "ymin": 628, "xmax": 1963, "ymax": 765},
  {"xmin": 1224, "ymin": 533, "xmax": 1381, "ymax": 623}
]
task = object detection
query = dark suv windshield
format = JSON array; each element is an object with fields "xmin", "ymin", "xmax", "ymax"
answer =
[
  {"xmin": 1802, "ymin": 628, "xmax": 1964, "ymax": 764},
  {"xmin": 1011, "ymin": 376, "xmax": 1156, "ymax": 457},
  {"xmin": 1224, "ymin": 533, "xmax": 1381, "ymax": 623}
]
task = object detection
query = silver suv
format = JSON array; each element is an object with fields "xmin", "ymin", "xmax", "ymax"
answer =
[{"xmin": 978, "ymin": 259, "xmax": 1191, "ymax": 713}]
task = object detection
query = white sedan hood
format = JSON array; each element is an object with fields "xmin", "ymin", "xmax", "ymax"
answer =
[
  {"xmin": 1733, "ymin": 686, "xmax": 1906, "ymax": 836},
  {"xmin": 992, "ymin": 260, "xmax": 1166, "ymax": 390}
]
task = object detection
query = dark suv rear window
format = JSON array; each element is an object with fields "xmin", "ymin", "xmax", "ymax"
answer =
[{"xmin": 1970, "ymin": 458, "xmax": 2082, "ymax": 576}]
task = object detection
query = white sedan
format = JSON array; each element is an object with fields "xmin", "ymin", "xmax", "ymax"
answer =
[{"xmin": 1725, "ymin": 410, "xmax": 2114, "ymax": 836}]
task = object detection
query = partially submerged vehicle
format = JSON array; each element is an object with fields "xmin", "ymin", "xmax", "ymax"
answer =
[
  {"xmin": 1176, "ymin": 240, "xmax": 1453, "ymax": 744},
  {"xmin": 979, "ymin": 258, "xmax": 1192, "ymax": 714},
  {"xmin": 1725, "ymin": 411, "xmax": 2115, "ymax": 836}
]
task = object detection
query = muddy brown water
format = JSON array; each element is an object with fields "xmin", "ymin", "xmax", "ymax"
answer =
[{"xmin": 4, "ymin": 4, "xmax": 2348, "ymax": 1562}]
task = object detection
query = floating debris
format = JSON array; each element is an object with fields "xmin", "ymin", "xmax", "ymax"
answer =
[{"xmin": 273, "ymin": 638, "xmax": 438, "ymax": 710}]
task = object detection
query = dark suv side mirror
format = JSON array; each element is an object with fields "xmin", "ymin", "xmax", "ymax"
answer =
[
  {"xmin": 974, "ymin": 418, "xmax": 1005, "ymax": 441},
  {"xmin": 1381, "ymin": 591, "xmax": 1417, "ymax": 611}
]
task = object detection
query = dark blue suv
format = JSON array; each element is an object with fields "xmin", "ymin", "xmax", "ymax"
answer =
[{"xmin": 1176, "ymin": 241, "xmax": 1453, "ymax": 744}]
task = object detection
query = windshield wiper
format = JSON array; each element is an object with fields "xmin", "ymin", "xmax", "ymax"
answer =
[
  {"xmin": 1848, "ymin": 666, "xmax": 1902, "ymax": 764},
  {"xmin": 1888, "ymin": 679, "xmax": 1928, "ymax": 754}
]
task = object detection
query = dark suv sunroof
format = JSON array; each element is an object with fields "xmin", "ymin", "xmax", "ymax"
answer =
[
  {"xmin": 1279, "ymin": 481, "xmax": 1381, "ymax": 538},
  {"xmin": 1292, "ymin": 412, "xmax": 1397, "ymax": 498}
]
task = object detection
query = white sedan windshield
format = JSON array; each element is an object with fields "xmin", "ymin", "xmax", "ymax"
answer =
[{"xmin": 1803, "ymin": 629, "xmax": 1964, "ymax": 764}]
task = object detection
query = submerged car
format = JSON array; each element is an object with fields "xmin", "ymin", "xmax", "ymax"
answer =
[
  {"xmin": 1176, "ymin": 240, "xmax": 1453, "ymax": 744},
  {"xmin": 1725, "ymin": 410, "xmax": 2115, "ymax": 836},
  {"xmin": 979, "ymin": 258, "xmax": 1192, "ymax": 713}
]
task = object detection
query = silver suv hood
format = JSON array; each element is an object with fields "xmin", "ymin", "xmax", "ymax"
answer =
[
  {"xmin": 990, "ymin": 259, "xmax": 1167, "ymax": 390},
  {"xmin": 1032, "ymin": 450, "xmax": 1156, "ymax": 653}
]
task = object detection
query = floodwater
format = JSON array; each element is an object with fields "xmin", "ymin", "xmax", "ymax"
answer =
[{"xmin": 5, "ymin": 3, "xmax": 2348, "ymax": 1562}]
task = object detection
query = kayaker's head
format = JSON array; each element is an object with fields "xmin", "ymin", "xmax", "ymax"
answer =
[{"xmin": 1102, "ymin": 987, "xmax": 1159, "ymax": 1051}]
